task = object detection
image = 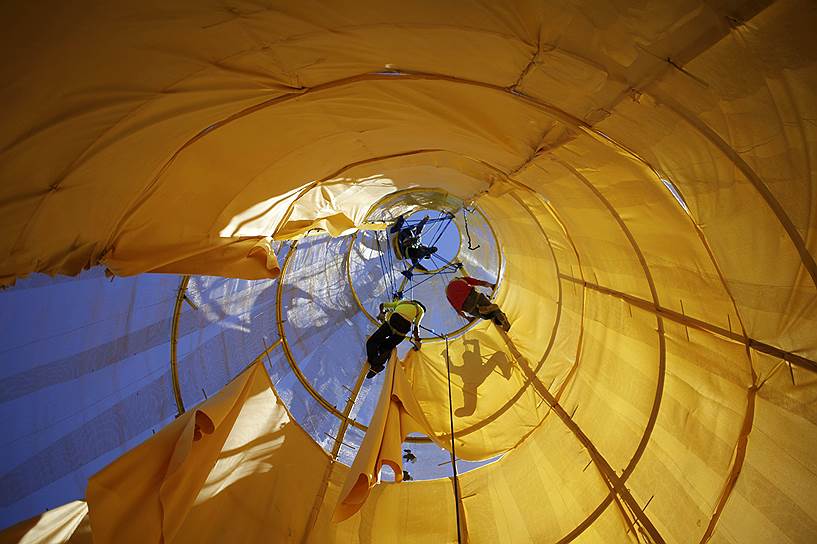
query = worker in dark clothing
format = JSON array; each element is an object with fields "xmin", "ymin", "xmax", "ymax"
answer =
[
  {"xmin": 445, "ymin": 275, "xmax": 510, "ymax": 331},
  {"xmin": 365, "ymin": 299, "xmax": 426, "ymax": 378},
  {"xmin": 390, "ymin": 215, "xmax": 438, "ymax": 277}
]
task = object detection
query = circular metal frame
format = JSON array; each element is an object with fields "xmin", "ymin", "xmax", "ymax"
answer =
[{"xmin": 345, "ymin": 187, "xmax": 503, "ymax": 342}]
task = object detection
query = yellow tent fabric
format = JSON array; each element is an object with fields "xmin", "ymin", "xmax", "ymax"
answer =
[
  {"xmin": 0, "ymin": 501, "xmax": 90, "ymax": 544},
  {"xmin": 333, "ymin": 350, "xmax": 443, "ymax": 522},
  {"xmin": 102, "ymin": 236, "xmax": 281, "ymax": 280},
  {"xmin": 86, "ymin": 361, "xmax": 329, "ymax": 543},
  {"xmin": 2, "ymin": 0, "xmax": 817, "ymax": 542}
]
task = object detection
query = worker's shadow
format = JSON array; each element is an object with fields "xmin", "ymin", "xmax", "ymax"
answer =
[{"xmin": 445, "ymin": 338, "xmax": 512, "ymax": 417}]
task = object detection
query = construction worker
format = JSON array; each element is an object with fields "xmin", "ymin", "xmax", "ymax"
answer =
[
  {"xmin": 445, "ymin": 275, "xmax": 510, "ymax": 331},
  {"xmin": 390, "ymin": 214, "xmax": 438, "ymax": 277},
  {"xmin": 365, "ymin": 299, "xmax": 426, "ymax": 378}
]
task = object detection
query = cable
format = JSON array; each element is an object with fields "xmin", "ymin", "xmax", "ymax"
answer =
[
  {"xmin": 383, "ymin": 230, "xmax": 401, "ymax": 299},
  {"xmin": 374, "ymin": 232, "xmax": 392, "ymax": 297},
  {"xmin": 403, "ymin": 216, "xmax": 451, "ymax": 226},
  {"xmin": 428, "ymin": 212, "xmax": 454, "ymax": 249},
  {"xmin": 444, "ymin": 335, "xmax": 463, "ymax": 544},
  {"xmin": 411, "ymin": 323, "xmax": 461, "ymax": 542},
  {"xmin": 406, "ymin": 265, "xmax": 456, "ymax": 291},
  {"xmin": 376, "ymin": 231, "xmax": 398, "ymax": 299},
  {"xmin": 463, "ymin": 207, "xmax": 480, "ymax": 251},
  {"xmin": 426, "ymin": 249, "xmax": 458, "ymax": 270}
]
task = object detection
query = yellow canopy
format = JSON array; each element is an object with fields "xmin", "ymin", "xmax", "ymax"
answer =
[{"xmin": 1, "ymin": 0, "xmax": 816, "ymax": 542}]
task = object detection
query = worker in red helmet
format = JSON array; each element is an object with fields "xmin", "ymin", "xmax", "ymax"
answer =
[{"xmin": 445, "ymin": 275, "xmax": 510, "ymax": 331}]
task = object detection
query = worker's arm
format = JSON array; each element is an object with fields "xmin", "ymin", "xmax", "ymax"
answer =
[
  {"xmin": 464, "ymin": 277, "xmax": 494, "ymax": 289},
  {"xmin": 415, "ymin": 215, "xmax": 430, "ymax": 235},
  {"xmin": 411, "ymin": 324, "xmax": 422, "ymax": 350},
  {"xmin": 411, "ymin": 307, "xmax": 424, "ymax": 349}
]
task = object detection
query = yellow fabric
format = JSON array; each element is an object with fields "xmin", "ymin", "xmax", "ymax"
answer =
[
  {"xmin": 103, "ymin": 236, "xmax": 280, "ymax": 280},
  {"xmin": 333, "ymin": 350, "xmax": 441, "ymax": 522},
  {"xmin": 86, "ymin": 361, "xmax": 327, "ymax": 543},
  {"xmin": 0, "ymin": 501, "xmax": 89, "ymax": 544},
  {"xmin": 2, "ymin": 0, "xmax": 816, "ymax": 542}
]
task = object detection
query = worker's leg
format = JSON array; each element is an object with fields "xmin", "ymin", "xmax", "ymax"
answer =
[
  {"xmin": 366, "ymin": 330, "xmax": 406, "ymax": 378},
  {"xmin": 412, "ymin": 258, "xmax": 429, "ymax": 272},
  {"xmin": 472, "ymin": 292, "xmax": 511, "ymax": 331},
  {"xmin": 390, "ymin": 215, "xmax": 406, "ymax": 234},
  {"xmin": 366, "ymin": 322, "xmax": 392, "ymax": 369},
  {"xmin": 366, "ymin": 315, "xmax": 409, "ymax": 377},
  {"xmin": 377, "ymin": 314, "xmax": 410, "ymax": 364},
  {"xmin": 460, "ymin": 289, "xmax": 481, "ymax": 319}
]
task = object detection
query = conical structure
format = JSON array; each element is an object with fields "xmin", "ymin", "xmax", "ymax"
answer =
[{"xmin": 1, "ymin": 1, "xmax": 816, "ymax": 542}]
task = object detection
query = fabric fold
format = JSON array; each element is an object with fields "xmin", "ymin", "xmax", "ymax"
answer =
[
  {"xmin": 332, "ymin": 350, "xmax": 443, "ymax": 522},
  {"xmin": 103, "ymin": 236, "xmax": 280, "ymax": 280},
  {"xmin": 86, "ymin": 363, "xmax": 267, "ymax": 544}
]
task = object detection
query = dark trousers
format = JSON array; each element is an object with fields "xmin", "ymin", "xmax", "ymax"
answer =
[
  {"xmin": 366, "ymin": 314, "xmax": 411, "ymax": 370},
  {"xmin": 462, "ymin": 290, "xmax": 508, "ymax": 328}
]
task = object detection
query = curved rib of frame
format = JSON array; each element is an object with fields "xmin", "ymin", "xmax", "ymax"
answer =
[
  {"xmin": 302, "ymin": 362, "xmax": 370, "ymax": 541},
  {"xmin": 642, "ymin": 89, "xmax": 817, "ymax": 289},
  {"xmin": 562, "ymin": 276, "xmax": 817, "ymax": 373},
  {"xmin": 344, "ymin": 187, "xmax": 503, "ymax": 342},
  {"xmin": 170, "ymin": 275, "xmax": 191, "ymax": 416},
  {"xmin": 498, "ymin": 329, "xmax": 665, "ymax": 544},
  {"xmin": 276, "ymin": 237, "xmax": 432, "ymax": 443}
]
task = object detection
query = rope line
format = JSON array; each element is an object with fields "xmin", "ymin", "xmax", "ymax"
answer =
[
  {"xmin": 444, "ymin": 335, "xmax": 463, "ymax": 544},
  {"xmin": 384, "ymin": 231, "xmax": 400, "ymax": 298},
  {"xmin": 424, "ymin": 213, "xmax": 446, "ymax": 245},
  {"xmin": 411, "ymin": 328, "xmax": 464, "ymax": 544},
  {"xmin": 412, "ymin": 323, "xmax": 462, "ymax": 542},
  {"xmin": 428, "ymin": 212, "xmax": 454, "ymax": 249},
  {"xmin": 403, "ymin": 215, "xmax": 451, "ymax": 226},
  {"xmin": 407, "ymin": 265, "xmax": 456, "ymax": 290},
  {"xmin": 463, "ymin": 207, "xmax": 481, "ymax": 251},
  {"xmin": 374, "ymin": 232, "xmax": 390, "ymax": 296}
]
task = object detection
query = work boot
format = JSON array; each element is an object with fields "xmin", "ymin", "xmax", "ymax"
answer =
[
  {"xmin": 366, "ymin": 363, "xmax": 385, "ymax": 379},
  {"xmin": 478, "ymin": 303, "xmax": 500, "ymax": 316}
]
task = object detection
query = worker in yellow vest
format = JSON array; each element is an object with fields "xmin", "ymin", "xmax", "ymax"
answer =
[{"xmin": 365, "ymin": 299, "xmax": 426, "ymax": 378}]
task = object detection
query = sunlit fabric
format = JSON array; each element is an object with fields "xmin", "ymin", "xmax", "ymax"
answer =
[
  {"xmin": 334, "ymin": 350, "xmax": 442, "ymax": 523},
  {"xmin": 0, "ymin": 501, "xmax": 89, "ymax": 544},
  {"xmin": 1, "ymin": 0, "xmax": 817, "ymax": 543}
]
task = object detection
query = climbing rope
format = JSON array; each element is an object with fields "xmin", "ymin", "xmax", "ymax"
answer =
[
  {"xmin": 402, "ymin": 215, "xmax": 452, "ymax": 227},
  {"xmin": 444, "ymin": 334, "xmax": 463, "ymax": 544},
  {"xmin": 415, "ymin": 325, "xmax": 462, "ymax": 544},
  {"xmin": 405, "ymin": 263, "xmax": 458, "ymax": 291},
  {"xmin": 462, "ymin": 206, "xmax": 480, "ymax": 251},
  {"xmin": 427, "ymin": 211, "xmax": 455, "ymax": 249},
  {"xmin": 374, "ymin": 231, "xmax": 397, "ymax": 299}
]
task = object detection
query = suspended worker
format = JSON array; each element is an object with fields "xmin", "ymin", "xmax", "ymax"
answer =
[
  {"xmin": 365, "ymin": 299, "xmax": 426, "ymax": 378},
  {"xmin": 445, "ymin": 275, "xmax": 510, "ymax": 331},
  {"xmin": 389, "ymin": 214, "xmax": 438, "ymax": 277}
]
